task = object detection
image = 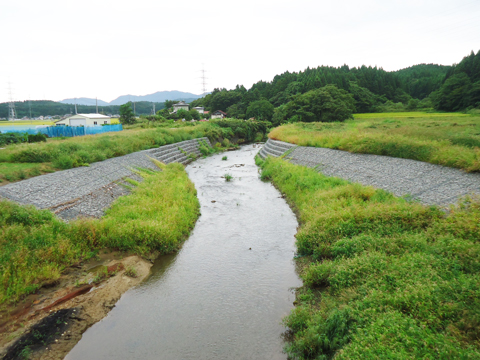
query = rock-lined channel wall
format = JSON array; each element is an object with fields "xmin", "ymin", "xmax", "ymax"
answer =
[
  {"xmin": 259, "ymin": 138, "xmax": 480, "ymax": 206},
  {"xmin": 0, "ymin": 137, "xmax": 211, "ymax": 220}
]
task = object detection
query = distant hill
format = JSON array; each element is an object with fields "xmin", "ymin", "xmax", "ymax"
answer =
[
  {"xmin": 60, "ymin": 91, "xmax": 206, "ymax": 106},
  {"xmin": 59, "ymin": 97, "xmax": 110, "ymax": 106}
]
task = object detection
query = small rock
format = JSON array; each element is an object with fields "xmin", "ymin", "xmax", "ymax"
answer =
[{"xmin": 211, "ymin": 200, "xmax": 216, "ymax": 203}]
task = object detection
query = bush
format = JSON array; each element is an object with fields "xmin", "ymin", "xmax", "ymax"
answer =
[{"xmin": 27, "ymin": 133, "xmax": 47, "ymax": 143}]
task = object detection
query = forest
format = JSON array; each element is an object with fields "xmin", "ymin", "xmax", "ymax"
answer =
[{"xmin": 190, "ymin": 50, "xmax": 480, "ymax": 122}]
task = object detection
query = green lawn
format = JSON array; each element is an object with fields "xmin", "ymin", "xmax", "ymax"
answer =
[
  {"xmin": 269, "ymin": 112, "xmax": 480, "ymax": 172},
  {"xmin": 257, "ymin": 155, "xmax": 480, "ymax": 359}
]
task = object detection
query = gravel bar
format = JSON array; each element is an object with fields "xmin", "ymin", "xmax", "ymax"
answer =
[
  {"xmin": 0, "ymin": 137, "xmax": 211, "ymax": 220},
  {"xmin": 259, "ymin": 139, "xmax": 480, "ymax": 207}
]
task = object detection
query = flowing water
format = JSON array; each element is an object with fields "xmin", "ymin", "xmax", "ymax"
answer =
[{"xmin": 66, "ymin": 144, "xmax": 301, "ymax": 360}]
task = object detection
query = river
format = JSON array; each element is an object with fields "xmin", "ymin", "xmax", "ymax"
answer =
[{"xmin": 65, "ymin": 144, "xmax": 301, "ymax": 360}]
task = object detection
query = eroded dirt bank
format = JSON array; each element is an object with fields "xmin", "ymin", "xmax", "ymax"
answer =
[{"xmin": 0, "ymin": 254, "xmax": 151, "ymax": 360}]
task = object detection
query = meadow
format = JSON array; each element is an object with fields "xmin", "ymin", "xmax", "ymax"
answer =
[
  {"xmin": 0, "ymin": 119, "xmax": 267, "ymax": 183},
  {"xmin": 0, "ymin": 161, "xmax": 200, "ymax": 303},
  {"xmin": 269, "ymin": 112, "xmax": 480, "ymax": 172},
  {"xmin": 257, "ymin": 155, "xmax": 480, "ymax": 359}
]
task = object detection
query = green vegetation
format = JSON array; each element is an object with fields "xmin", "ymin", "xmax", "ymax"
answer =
[
  {"xmin": 0, "ymin": 163, "xmax": 51, "ymax": 184},
  {"xmin": 119, "ymin": 102, "xmax": 136, "ymax": 125},
  {"xmin": 0, "ymin": 132, "xmax": 47, "ymax": 146},
  {"xmin": 274, "ymin": 85, "xmax": 356, "ymax": 125},
  {"xmin": 0, "ymin": 119, "xmax": 269, "ymax": 182},
  {"xmin": 224, "ymin": 173, "xmax": 233, "ymax": 182},
  {"xmin": 0, "ymin": 161, "xmax": 199, "ymax": 303},
  {"xmin": 432, "ymin": 50, "xmax": 480, "ymax": 112},
  {"xmin": 269, "ymin": 112, "xmax": 480, "ymax": 172},
  {"xmin": 0, "ymin": 100, "xmax": 166, "ymax": 118},
  {"xmin": 257, "ymin": 156, "xmax": 480, "ymax": 359},
  {"xmin": 222, "ymin": 156, "xmax": 227, "ymax": 161},
  {"xmin": 189, "ymin": 50, "xmax": 479, "ymax": 123}
]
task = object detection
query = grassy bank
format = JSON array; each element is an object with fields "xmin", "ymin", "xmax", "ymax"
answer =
[
  {"xmin": 0, "ymin": 119, "xmax": 268, "ymax": 183},
  {"xmin": 269, "ymin": 112, "xmax": 480, "ymax": 172},
  {"xmin": 257, "ymin": 156, "xmax": 480, "ymax": 359},
  {"xmin": 0, "ymin": 161, "xmax": 199, "ymax": 303}
]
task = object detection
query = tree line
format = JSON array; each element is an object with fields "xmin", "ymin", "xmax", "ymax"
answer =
[
  {"xmin": 188, "ymin": 50, "xmax": 479, "ymax": 123},
  {"xmin": 0, "ymin": 100, "xmax": 165, "ymax": 119}
]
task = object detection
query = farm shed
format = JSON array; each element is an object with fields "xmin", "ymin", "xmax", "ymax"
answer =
[{"xmin": 55, "ymin": 114, "xmax": 111, "ymax": 126}]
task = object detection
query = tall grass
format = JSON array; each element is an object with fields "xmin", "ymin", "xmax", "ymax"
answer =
[
  {"xmin": 257, "ymin": 156, "xmax": 480, "ymax": 359},
  {"xmin": 269, "ymin": 113, "xmax": 480, "ymax": 172},
  {"xmin": 0, "ymin": 162, "xmax": 199, "ymax": 303},
  {"xmin": 0, "ymin": 120, "xmax": 269, "ymax": 179}
]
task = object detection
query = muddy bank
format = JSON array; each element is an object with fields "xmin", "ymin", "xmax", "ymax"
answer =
[{"xmin": 0, "ymin": 254, "xmax": 151, "ymax": 360}]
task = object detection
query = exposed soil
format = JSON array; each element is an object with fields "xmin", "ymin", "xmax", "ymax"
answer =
[{"xmin": 0, "ymin": 253, "xmax": 152, "ymax": 360}]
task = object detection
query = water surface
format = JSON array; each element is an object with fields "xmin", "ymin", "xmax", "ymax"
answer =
[{"xmin": 66, "ymin": 144, "xmax": 301, "ymax": 360}]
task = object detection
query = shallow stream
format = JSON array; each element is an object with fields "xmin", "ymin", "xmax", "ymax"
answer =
[{"xmin": 66, "ymin": 144, "xmax": 301, "ymax": 360}]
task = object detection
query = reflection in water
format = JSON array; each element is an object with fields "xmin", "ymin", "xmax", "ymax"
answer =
[{"xmin": 66, "ymin": 144, "xmax": 301, "ymax": 360}]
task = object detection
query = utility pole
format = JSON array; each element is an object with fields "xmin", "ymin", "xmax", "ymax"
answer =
[
  {"xmin": 75, "ymin": 98, "xmax": 78, "ymax": 114},
  {"xmin": 153, "ymin": 103, "xmax": 155, "ymax": 115},
  {"xmin": 200, "ymin": 64, "xmax": 208, "ymax": 95},
  {"xmin": 7, "ymin": 82, "xmax": 17, "ymax": 120},
  {"xmin": 96, "ymin": 97, "xmax": 98, "ymax": 114}
]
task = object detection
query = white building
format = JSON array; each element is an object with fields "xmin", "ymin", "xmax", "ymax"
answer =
[
  {"xmin": 192, "ymin": 106, "xmax": 204, "ymax": 114},
  {"xmin": 172, "ymin": 101, "xmax": 189, "ymax": 113},
  {"xmin": 55, "ymin": 114, "xmax": 111, "ymax": 126},
  {"xmin": 211, "ymin": 110, "xmax": 227, "ymax": 119}
]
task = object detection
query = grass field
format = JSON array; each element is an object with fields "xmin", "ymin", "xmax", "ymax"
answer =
[
  {"xmin": 269, "ymin": 112, "xmax": 480, "ymax": 172},
  {"xmin": 0, "ymin": 161, "xmax": 200, "ymax": 303},
  {"xmin": 0, "ymin": 121, "xmax": 55, "ymax": 126},
  {"xmin": 257, "ymin": 155, "xmax": 480, "ymax": 359}
]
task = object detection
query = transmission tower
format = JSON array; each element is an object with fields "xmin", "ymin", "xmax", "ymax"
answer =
[
  {"xmin": 7, "ymin": 82, "xmax": 17, "ymax": 120},
  {"xmin": 200, "ymin": 65, "xmax": 208, "ymax": 94}
]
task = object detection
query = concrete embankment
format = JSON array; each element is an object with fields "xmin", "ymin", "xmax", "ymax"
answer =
[
  {"xmin": 259, "ymin": 138, "xmax": 480, "ymax": 206},
  {"xmin": 0, "ymin": 137, "xmax": 211, "ymax": 220}
]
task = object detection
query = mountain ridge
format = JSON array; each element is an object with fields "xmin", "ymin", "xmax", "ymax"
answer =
[{"xmin": 60, "ymin": 90, "xmax": 206, "ymax": 106}]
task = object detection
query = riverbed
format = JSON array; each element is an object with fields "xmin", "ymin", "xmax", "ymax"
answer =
[{"xmin": 65, "ymin": 144, "xmax": 301, "ymax": 360}]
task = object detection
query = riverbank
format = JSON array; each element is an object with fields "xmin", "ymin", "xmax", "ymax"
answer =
[
  {"xmin": 0, "ymin": 253, "xmax": 151, "ymax": 360},
  {"xmin": 64, "ymin": 144, "xmax": 301, "ymax": 360},
  {"xmin": 257, "ymin": 155, "xmax": 480, "ymax": 358},
  {"xmin": 0, "ymin": 119, "xmax": 268, "ymax": 184},
  {"xmin": 259, "ymin": 138, "xmax": 480, "ymax": 206},
  {"xmin": 0, "ymin": 160, "xmax": 201, "ymax": 357},
  {"xmin": 269, "ymin": 112, "xmax": 480, "ymax": 172}
]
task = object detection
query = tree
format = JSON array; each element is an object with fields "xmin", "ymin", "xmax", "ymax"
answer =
[
  {"xmin": 189, "ymin": 109, "xmax": 200, "ymax": 120},
  {"xmin": 246, "ymin": 100, "xmax": 274, "ymax": 121},
  {"xmin": 119, "ymin": 102, "xmax": 136, "ymax": 125},
  {"xmin": 283, "ymin": 85, "xmax": 356, "ymax": 123},
  {"xmin": 164, "ymin": 100, "xmax": 176, "ymax": 110},
  {"xmin": 177, "ymin": 109, "xmax": 192, "ymax": 121}
]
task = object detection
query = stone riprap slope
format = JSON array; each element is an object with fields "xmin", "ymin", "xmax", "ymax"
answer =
[
  {"xmin": 259, "ymin": 139, "xmax": 480, "ymax": 206},
  {"xmin": 0, "ymin": 138, "xmax": 211, "ymax": 220}
]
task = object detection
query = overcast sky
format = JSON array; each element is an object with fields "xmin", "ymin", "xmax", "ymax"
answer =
[{"xmin": 1, "ymin": 0, "xmax": 479, "ymax": 103}]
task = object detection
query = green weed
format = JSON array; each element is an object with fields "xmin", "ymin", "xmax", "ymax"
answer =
[
  {"xmin": 224, "ymin": 173, "xmax": 233, "ymax": 182},
  {"xmin": 259, "ymin": 156, "xmax": 480, "ymax": 359},
  {"xmin": 270, "ymin": 112, "xmax": 480, "ymax": 172}
]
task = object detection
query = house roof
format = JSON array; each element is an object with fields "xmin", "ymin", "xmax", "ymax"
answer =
[
  {"xmin": 174, "ymin": 101, "xmax": 188, "ymax": 106},
  {"xmin": 213, "ymin": 110, "xmax": 227, "ymax": 115},
  {"xmin": 54, "ymin": 113, "xmax": 110, "ymax": 123}
]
